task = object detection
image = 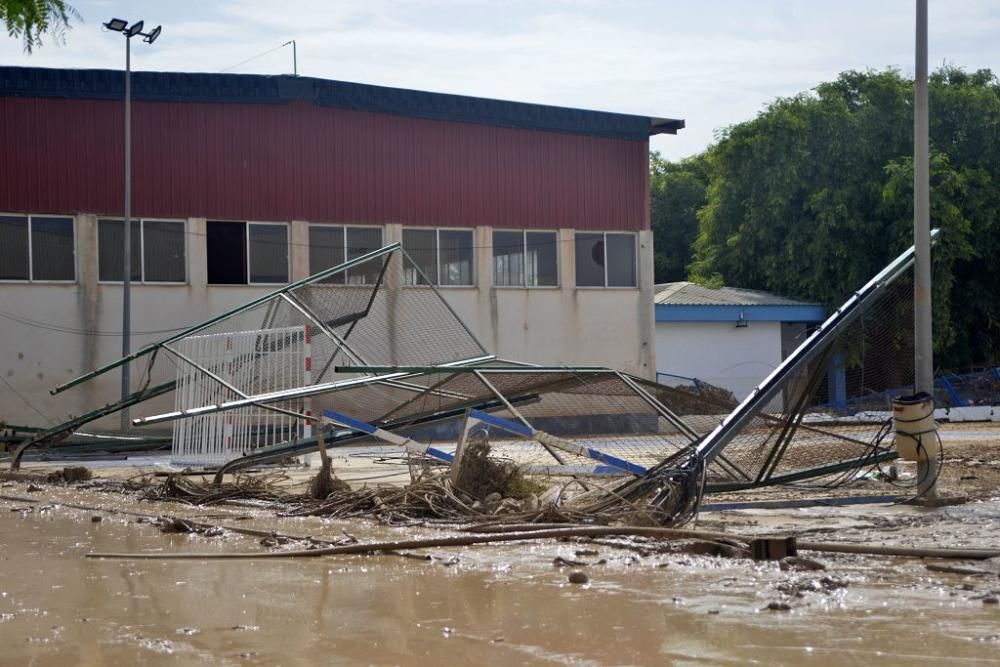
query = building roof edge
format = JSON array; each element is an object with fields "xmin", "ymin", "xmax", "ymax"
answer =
[{"xmin": 0, "ymin": 66, "xmax": 684, "ymax": 141}]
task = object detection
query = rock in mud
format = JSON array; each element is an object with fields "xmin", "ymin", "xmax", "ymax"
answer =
[
  {"xmin": 674, "ymin": 539, "xmax": 748, "ymax": 559},
  {"xmin": 499, "ymin": 498, "xmax": 522, "ymax": 513},
  {"xmin": 780, "ymin": 556, "xmax": 826, "ymax": 572},
  {"xmin": 819, "ymin": 576, "xmax": 849, "ymax": 591},
  {"xmin": 926, "ymin": 563, "xmax": 992, "ymax": 576},
  {"xmin": 482, "ymin": 492, "xmax": 503, "ymax": 514},
  {"xmin": 765, "ymin": 601, "xmax": 792, "ymax": 611},
  {"xmin": 158, "ymin": 517, "xmax": 198, "ymax": 534},
  {"xmin": 983, "ymin": 596, "xmax": 999, "ymax": 605},
  {"xmin": 521, "ymin": 495, "xmax": 539, "ymax": 512},
  {"xmin": 553, "ymin": 556, "xmax": 587, "ymax": 567},
  {"xmin": 568, "ymin": 571, "xmax": 589, "ymax": 585},
  {"xmin": 47, "ymin": 466, "xmax": 92, "ymax": 483}
]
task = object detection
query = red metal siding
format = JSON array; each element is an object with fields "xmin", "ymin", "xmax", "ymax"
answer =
[{"xmin": 0, "ymin": 96, "xmax": 648, "ymax": 230}]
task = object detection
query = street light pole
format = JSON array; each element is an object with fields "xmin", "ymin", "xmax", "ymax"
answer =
[
  {"xmin": 104, "ymin": 18, "xmax": 161, "ymax": 432},
  {"xmin": 121, "ymin": 32, "xmax": 132, "ymax": 432}
]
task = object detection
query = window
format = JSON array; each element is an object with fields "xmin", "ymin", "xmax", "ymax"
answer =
[
  {"xmin": 308, "ymin": 224, "xmax": 383, "ymax": 284},
  {"xmin": 248, "ymin": 224, "xmax": 289, "ymax": 284},
  {"xmin": 0, "ymin": 214, "xmax": 75, "ymax": 281},
  {"xmin": 493, "ymin": 230, "xmax": 558, "ymax": 287},
  {"xmin": 575, "ymin": 232, "xmax": 637, "ymax": 288},
  {"xmin": 401, "ymin": 228, "xmax": 474, "ymax": 286},
  {"xmin": 207, "ymin": 221, "xmax": 289, "ymax": 285},
  {"xmin": 98, "ymin": 219, "xmax": 186, "ymax": 283}
]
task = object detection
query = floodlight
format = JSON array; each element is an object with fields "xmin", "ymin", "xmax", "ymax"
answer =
[
  {"xmin": 126, "ymin": 20, "xmax": 144, "ymax": 38},
  {"xmin": 144, "ymin": 25, "xmax": 161, "ymax": 44},
  {"xmin": 104, "ymin": 18, "xmax": 128, "ymax": 32}
]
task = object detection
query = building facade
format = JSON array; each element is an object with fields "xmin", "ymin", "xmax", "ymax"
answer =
[{"xmin": 0, "ymin": 66, "xmax": 682, "ymax": 425}]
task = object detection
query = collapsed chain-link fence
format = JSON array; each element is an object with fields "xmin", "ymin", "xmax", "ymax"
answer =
[
  {"xmin": 51, "ymin": 244, "xmax": 490, "ymax": 465},
  {"xmin": 45, "ymin": 236, "xmax": 932, "ymax": 527}
]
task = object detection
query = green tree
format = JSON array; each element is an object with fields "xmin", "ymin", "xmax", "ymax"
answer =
[
  {"xmin": 649, "ymin": 151, "xmax": 709, "ymax": 283},
  {"xmin": 687, "ymin": 67, "xmax": 1000, "ymax": 371},
  {"xmin": 1, "ymin": 0, "xmax": 78, "ymax": 52}
]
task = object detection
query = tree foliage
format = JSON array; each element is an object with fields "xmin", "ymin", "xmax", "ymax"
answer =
[
  {"xmin": 655, "ymin": 67, "xmax": 1000, "ymax": 371},
  {"xmin": 1, "ymin": 0, "xmax": 78, "ymax": 52},
  {"xmin": 649, "ymin": 151, "xmax": 709, "ymax": 284}
]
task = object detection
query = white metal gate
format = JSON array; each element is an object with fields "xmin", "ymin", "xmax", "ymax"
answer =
[{"xmin": 171, "ymin": 326, "xmax": 312, "ymax": 466}]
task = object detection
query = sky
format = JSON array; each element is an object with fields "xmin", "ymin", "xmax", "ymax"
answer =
[{"xmin": 2, "ymin": 0, "xmax": 999, "ymax": 160}]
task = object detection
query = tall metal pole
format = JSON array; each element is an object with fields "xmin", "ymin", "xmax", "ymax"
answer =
[
  {"xmin": 914, "ymin": 0, "xmax": 936, "ymax": 495},
  {"xmin": 120, "ymin": 35, "xmax": 132, "ymax": 432}
]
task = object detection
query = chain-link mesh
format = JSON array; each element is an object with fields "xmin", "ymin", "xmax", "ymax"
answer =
[
  {"xmin": 297, "ymin": 369, "xmax": 690, "ymax": 480},
  {"xmin": 691, "ymin": 273, "xmax": 915, "ymax": 488},
  {"xmin": 97, "ymin": 245, "xmax": 488, "ymax": 464}
]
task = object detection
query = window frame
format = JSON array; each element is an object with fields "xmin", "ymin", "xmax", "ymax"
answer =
[
  {"xmin": 574, "ymin": 231, "xmax": 638, "ymax": 289},
  {"xmin": 246, "ymin": 221, "xmax": 291, "ymax": 286},
  {"xmin": 307, "ymin": 222, "xmax": 384, "ymax": 285},
  {"xmin": 97, "ymin": 217, "xmax": 188, "ymax": 285},
  {"xmin": 402, "ymin": 226, "xmax": 476, "ymax": 288},
  {"xmin": 491, "ymin": 228, "xmax": 560, "ymax": 289},
  {"xmin": 0, "ymin": 213, "xmax": 77, "ymax": 284}
]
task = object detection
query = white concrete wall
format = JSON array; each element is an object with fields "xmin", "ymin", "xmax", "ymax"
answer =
[
  {"xmin": 655, "ymin": 320, "xmax": 783, "ymax": 400},
  {"xmin": 0, "ymin": 217, "xmax": 654, "ymax": 431}
]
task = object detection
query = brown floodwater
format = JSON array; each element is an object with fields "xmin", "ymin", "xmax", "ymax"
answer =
[{"xmin": 1, "ymin": 486, "xmax": 999, "ymax": 666}]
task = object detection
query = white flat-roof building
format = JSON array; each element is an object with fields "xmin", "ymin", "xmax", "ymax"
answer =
[{"xmin": 654, "ymin": 282, "xmax": 825, "ymax": 400}]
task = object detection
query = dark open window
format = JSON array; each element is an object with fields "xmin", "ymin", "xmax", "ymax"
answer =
[
  {"xmin": 208, "ymin": 221, "xmax": 288, "ymax": 285},
  {"xmin": 207, "ymin": 221, "xmax": 248, "ymax": 284}
]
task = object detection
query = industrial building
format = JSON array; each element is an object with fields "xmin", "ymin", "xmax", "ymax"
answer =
[{"xmin": 0, "ymin": 66, "xmax": 683, "ymax": 424}]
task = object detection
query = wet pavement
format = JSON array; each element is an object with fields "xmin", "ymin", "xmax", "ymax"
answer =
[{"xmin": 2, "ymin": 483, "xmax": 999, "ymax": 666}]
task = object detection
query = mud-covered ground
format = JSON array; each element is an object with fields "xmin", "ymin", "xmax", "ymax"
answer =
[{"xmin": 0, "ymin": 423, "xmax": 998, "ymax": 666}]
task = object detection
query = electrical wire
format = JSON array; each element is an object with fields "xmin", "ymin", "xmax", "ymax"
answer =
[
  {"xmin": 0, "ymin": 308, "xmax": 197, "ymax": 337},
  {"xmin": 767, "ymin": 416, "xmax": 945, "ymax": 505},
  {"xmin": 221, "ymin": 42, "xmax": 294, "ymax": 73},
  {"xmin": 90, "ymin": 223, "xmax": 587, "ymax": 251},
  {"xmin": 0, "ymin": 372, "xmax": 55, "ymax": 425},
  {"xmin": 8, "ymin": 215, "xmax": 620, "ymax": 252},
  {"xmin": 0, "ymin": 224, "xmax": 627, "ymax": 339}
]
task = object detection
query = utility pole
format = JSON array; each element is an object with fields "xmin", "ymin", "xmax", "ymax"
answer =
[
  {"xmin": 913, "ymin": 0, "xmax": 936, "ymax": 496},
  {"xmin": 284, "ymin": 40, "xmax": 298, "ymax": 76}
]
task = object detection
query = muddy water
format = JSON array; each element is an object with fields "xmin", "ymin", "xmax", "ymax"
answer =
[{"xmin": 2, "ymin": 491, "xmax": 999, "ymax": 666}]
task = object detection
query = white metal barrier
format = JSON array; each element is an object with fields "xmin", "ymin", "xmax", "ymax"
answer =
[{"xmin": 171, "ymin": 326, "xmax": 311, "ymax": 466}]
